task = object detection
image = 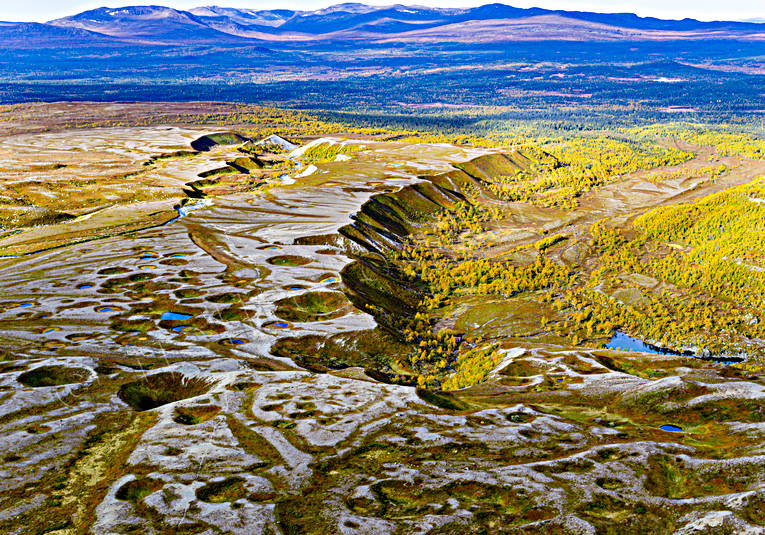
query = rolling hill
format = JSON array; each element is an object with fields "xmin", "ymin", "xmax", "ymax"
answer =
[
  {"xmin": 1, "ymin": 2, "xmax": 763, "ymax": 121},
  {"xmin": 41, "ymin": 3, "xmax": 765, "ymax": 44}
]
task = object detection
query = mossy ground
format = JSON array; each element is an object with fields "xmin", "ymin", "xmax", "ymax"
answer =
[
  {"xmin": 17, "ymin": 365, "xmax": 90, "ymax": 387},
  {"xmin": 118, "ymin": 372, "xmax": 212, "ymax": 411},
  {"xmin": 274, "ymin": 291, "xmax": 353, "ymax": 323}
]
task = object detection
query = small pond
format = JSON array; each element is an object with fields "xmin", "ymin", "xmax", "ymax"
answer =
[
  {"xmin": 607, "ymin": 332, "xmax": 742, "ymax": 364},
  {"xmin": 161, "ymin": 312, "xmax": 193, "ymax": 321},
  {"xmin": 607, "ymin": 332, "xmax": 689, "ymax": 356}
]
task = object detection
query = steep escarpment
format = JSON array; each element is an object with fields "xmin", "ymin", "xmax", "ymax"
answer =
[
  {"xmin": 338, "ymin": 151, "xmax": 556, "ymax": 387},
  {"xmin": 339, "ymin": 142, "xmax": 765, "ymax": 391},
  {"xmin": 321, "ymin": 148, "xmax": 765, "ymax": 535},
  {"xmin": 340, "ymin": 152, "xmax": 533, "ymax": 253}
]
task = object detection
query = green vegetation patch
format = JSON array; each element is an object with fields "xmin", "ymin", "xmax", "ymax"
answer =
[
  {"xmin": 266, "ymin": 255, "xmax": 312, "ymax": 267},
  {"xmin": 174, "ymin": 288, "xmax": 205, "ymax": 299},
  {"xmin": 190, "ymin": 132, "xmax": 248, "ymax": 152},
  {"xmin": 173, "ymin": 404, "xmax": 221, "ymax": 425},
  {"xmin": 115, "ymin": 477, "xmax": 164, "ymax": 503},
  {"xmin": 97, "ymin": 267, "xmax": 131, "ymax": 276},
  {"xmin": 206, "ymin": 291, "xmax": 248, "ymax": 304},
  {"xmin": 227, "ymin": 156, "xmax": 263, "ymax": 173},
  {"xmin": 198, "ymin": 166, "xmax": 240, "ymax": 179},
  {"xmin": 17, "ymin": 365, "xmax": 90, "ymax": 387},
  {"xmin": 196, "ymin": 477, "xmax": 248, "ymax": 503},
  {"xmin": 271, "ymin": 329, "xmax": 404, "ymax": 373},
  {"xmin": 643, "ymin": 454, "xmax": 753, "ymax": 499},
  {"xmin": 118, "ymin": 372, "xmax": 212, "ymax": 411},
  {"xmin": 301, "ymin": 142, "xmax": 361, "ymax": 163},
  {"xmin": 416, "ymin": 388, "xmax": 471, "ymax": 411},
  {"xmin": 274, "ymin": 291, "xmax": 352, "ymax": 323},
  {"xmin": 370, "ymin": 479, "xmax": 555, "ymax": 525}
]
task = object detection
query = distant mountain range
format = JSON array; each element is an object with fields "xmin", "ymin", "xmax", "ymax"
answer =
[{"xmin": 0, "ymin": 3, "xmax": 763, "ymax": 46}]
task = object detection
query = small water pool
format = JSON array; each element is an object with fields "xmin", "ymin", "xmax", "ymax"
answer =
[
  {"xmin": 78, "ymin": 284, "xmax": 93, "ymax": 290},
  {"xmin": 607, "ymin": 332, "xmax": 740, "ymax": 364},
  {"xmin": 172, "ymin": 325, "xmax": 194, "ymax": 333},
  {"xmin": 96, "ymin": 307, "xmax": 118, "ymax": 313},
  {"xmin": 220, "ymin": 338, "xmax": 246, "ymax": 346},
  {"xmin": 606, "ymin": 332, "xmax": 686, "ymax": 356},
  {"xmin": 659, "ymin": 424, "xmax": 682, "ymax": 432},
  {"xmin": 161, "ymin": 312, "xmax": 192, "ymax": 321},
  {"xmin": 263, "ymin": 320, "xmax": 291, "ymax": 329}
]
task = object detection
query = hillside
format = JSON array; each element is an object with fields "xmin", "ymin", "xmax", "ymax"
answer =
[
  {"xmin": 0, "ymin": 3, "xmax": 763, "ymax": 126},
  {"xmin": 42, "ymin": 3, "xmax": 765, "ymax": 43}
]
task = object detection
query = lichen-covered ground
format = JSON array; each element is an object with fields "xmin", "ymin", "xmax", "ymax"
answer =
[{"xmin": 0, "ymin": 104, "xmax": 764, "ymax": 534}]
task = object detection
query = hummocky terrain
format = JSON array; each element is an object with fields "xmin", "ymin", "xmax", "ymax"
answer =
[{"xmin": 0, "ymin": 103, "xmax": 764, "ymax": 534}]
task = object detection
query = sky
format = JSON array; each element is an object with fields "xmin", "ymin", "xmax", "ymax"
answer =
[{"xmin": 1, "ymin": 0, "xmax": 762, "ymax": 23}]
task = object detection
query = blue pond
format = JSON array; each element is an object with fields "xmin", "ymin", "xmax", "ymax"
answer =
[
  {"xmin": 161, "ymin": 312, "xmax": 192, "ymax": 321},
  {"xmin": 607, "ymin": 332, "xmax": 685, "ymax": 356},
  {"xmin": 607, "ymin": 332, "xmax": 741, "ymax": 364},
  {"xmin": 172, "ymin": 325, "xmax": 193, "ymax": 333},
  {"xmin": 78, "ymin": 284, "xmax": 93, "ymax": 289},
  {"xmin": 660, "ymin": 424, "xmax": 683, "ymax": 432}
]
